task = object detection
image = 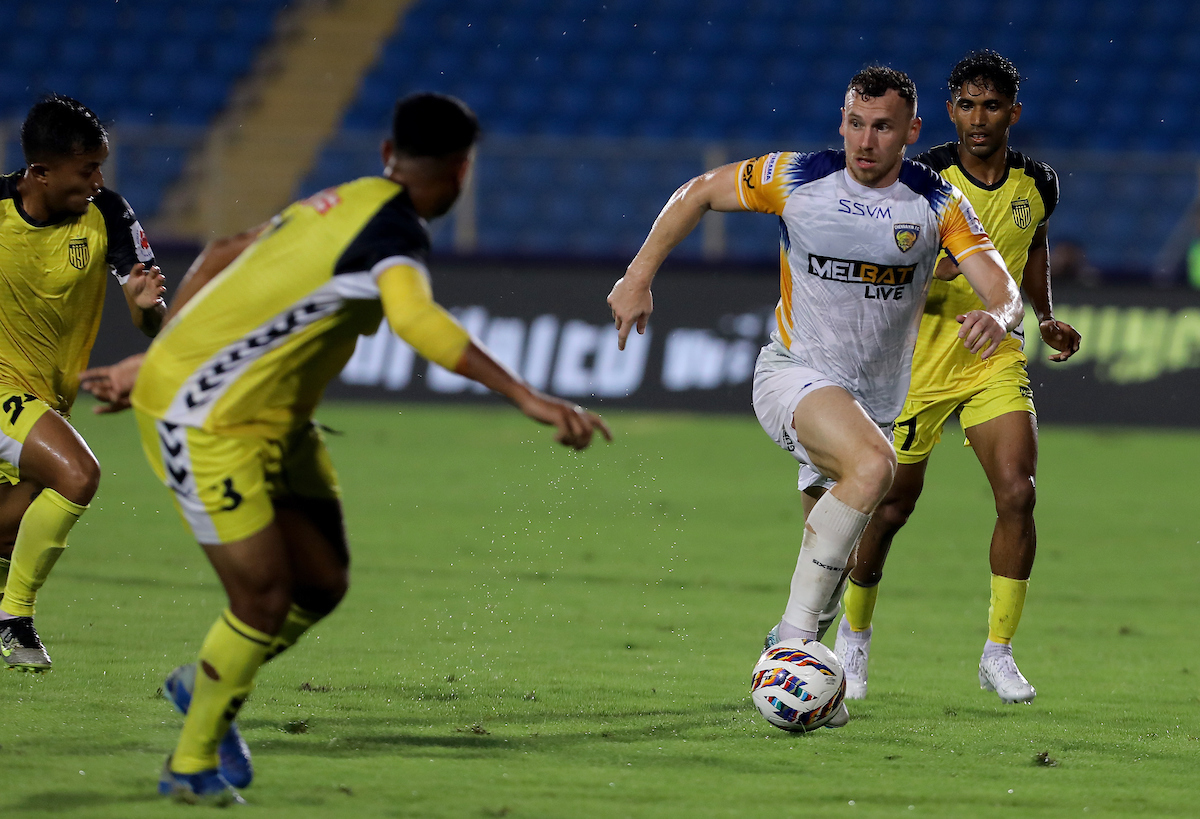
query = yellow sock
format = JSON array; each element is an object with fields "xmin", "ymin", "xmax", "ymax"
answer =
[
  {"xmin": 987, "ymin": 574, "xmax": 1029, "ymax": 645},
  {"xmin": 263, "ymin": 604, "xmax": 323, "ymax": 663},
  {"xmin": 843, "ymin": 578, "xmax": 879, "ymax": 632},
  {"xmin": 0, "ymin": 557, "xmax": 10, "ymax": 598},
  {"xmin": 172, "ymin": 610, "xmax": 272, "ymax": 775},
  {"xmin": 0, "ymin": 489, "xmax": 86, "ymax": 618}
]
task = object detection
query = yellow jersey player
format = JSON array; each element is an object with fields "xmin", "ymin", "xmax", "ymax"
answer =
[
  {"xmin": 0, "ymin": 95, "xmax": 166, "ymax": 671},
  {"xmin": 81, "ymin": 93, "xmax": 610, "ymax": 805},
  {"xmin": 609, "ymin": 67, "xmax": 1023, "ymax": 729},
  {"xmin": 836, "ymin": 51, "xmax": 1081, "ymax": 703}
]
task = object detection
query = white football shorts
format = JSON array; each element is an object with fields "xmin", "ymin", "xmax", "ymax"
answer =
[{"xmin": 751, "ymin": 344, "xmax": 893, "ymax": 493}]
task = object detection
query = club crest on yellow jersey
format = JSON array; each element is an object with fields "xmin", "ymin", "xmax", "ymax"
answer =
[
  {"xmin": 1010, "ymin": 198, "xmax": 1031, "ymax": 229},
  {"xmin": 68, "ymin": 238, "xmax": 90, "ymax": 269},
  {"xmin": 893, "ymin": 223, "xmax": 920, "ymax": 253}
]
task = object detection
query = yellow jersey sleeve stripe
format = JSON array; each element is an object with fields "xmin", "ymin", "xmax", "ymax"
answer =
[
  {"xmin": 939, "ymin": 195, "xmax": 995, "ymax": 265},
  {"xmin": 736, "ymin": 153, "xmax": 793, "ymax": 215},
  {"xmin": 377, "ymin": 263, "xmax": 470, "ymax": 372}
]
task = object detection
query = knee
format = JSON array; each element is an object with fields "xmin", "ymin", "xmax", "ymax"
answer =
[
  {"xmin": 994, "ymin": 474, "xmax": 1036, "ymax": 520},
  {"xmin": 294, "ymin": 571, "xmax": 349, "ymax": 617},
  {"xmin": 56, "ymin": 453, "xmax": 101, "ymax": 506},
  {"xmin": 849, "ymin": 444, "xmax": 897, "ymax": 507},
  {"xmin": 875, "ymin": 489, "xmax": 918, "ymax": 533},
  {"xmin": 229, "ymin": 573, "xmax": 294, "ymax": 633}
]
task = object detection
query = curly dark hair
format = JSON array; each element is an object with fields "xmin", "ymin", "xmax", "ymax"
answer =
[
  {"xmin": 21, "ymin": 94, "xmax": 107, "ymax": 164},
  {"xmin": 947, "ymin": 50, "xmax": 1021, "ymax": 100},
  {"xmin": 847, "ymin": 66, "xmax": 918, "ymax": 112}
]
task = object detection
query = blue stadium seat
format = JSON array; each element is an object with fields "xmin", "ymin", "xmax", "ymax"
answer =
[
  {"xmin": 302, "ymin": 0, "xmax": 1193, "ymax": 270},
  {"xmin": 34, "ymin": 70, "xmax": 86, "ymax": 101},
  {"xmin": 54, "ymin": 35, "xmax": 103, "ymax": 69},
  {"xmin": 230, "ymin": 6, "xmax": 278, "ymax": 42}
]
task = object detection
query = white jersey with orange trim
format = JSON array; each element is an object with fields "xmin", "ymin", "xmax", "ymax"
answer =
[{"xmin": 736, "ymin": 149, "xmax": 995, "ymax": 425}]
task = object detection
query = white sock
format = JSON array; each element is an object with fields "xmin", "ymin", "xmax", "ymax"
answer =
[
  {"xmin": 781, "ymin": 492, "xmax": 870, "ymax": 635},
  {"xmin": 777, "ymin": 620, "xmax": 817, "ymax": 642},
  {"xmin": 982, "ymin": 639, "xmax": 1012, "ymax": 660}
]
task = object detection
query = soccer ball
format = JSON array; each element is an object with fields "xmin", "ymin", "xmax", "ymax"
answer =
[{"xmin": 750, "ymin": 638, "xmax": 846, "ymax": 731}]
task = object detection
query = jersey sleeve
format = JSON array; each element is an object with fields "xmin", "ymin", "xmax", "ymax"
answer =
[
  {"xmin": 333, "ymin": 190, "xmax": 430, "ymax": 277},
  {"xmin": 377, "ymin": 262, "xmax": 470, "ymax": 371},
  {"xmin": 936, "ymin": 183, "xmax": 995, "ymax": 264},
  {"xmin": 1030, "ymin": 161, "xmax": 1059, "ymax": 223},
  {"xmin": 93, "ymin": 187, "xmax": 155, "ymax": 285},
  {"xmin": 735, "ymin": 152, "xmax": 798, "ymax": 215}
]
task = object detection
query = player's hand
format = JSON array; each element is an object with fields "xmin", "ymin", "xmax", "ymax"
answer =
[
  {"xmin": 80, "ymin": 353, "xmax": 145, "ymax": 414},
  {"xmin": 518, "ymin": 392, "xmax": 613, "ymax": 450},
  {"xmin": 1039, "ymin": 318, "xmax": 1081, "ymax": 362},
  {"xmin": 955, "ymin": 310, "xmax": 1007, "ymax": 360},
  {"xmin": 933, "ymin": 255, "xmax": 961, "ymax": 281},
  {"xmin": 126, "ymin": 263, "xmax": 167, "ymax": 310},
  {"xmin": 607, "ymin": 275, "xmax": 653, "ymax": 351}
]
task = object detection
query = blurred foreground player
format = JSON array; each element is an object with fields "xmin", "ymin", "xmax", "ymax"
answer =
[
  {"xmin": 607, "ymin": 67, "xmax": 1022, "ymax": 726},
  {"xmin": 82, "ymin": 93, "xmax": 611, "ymax": 805},
  {"xmin": 0, "ymin": 95, "xmax": 165, "ymax": 671},
  {"xmin": 836, "ymin": 51, "xmax": 1080, "ymax": 704}
]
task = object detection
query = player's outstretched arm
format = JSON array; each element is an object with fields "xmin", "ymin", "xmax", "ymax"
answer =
[
  {"xmin": 1021, "ymin": 223, "xmax": 1081, "ymax": 362},
  {"xmin": 608, "ymin": 162, "xmax": 745, "ymax": 350},
  {"xmin": 379, "ymin": 264, "xmax": 611, "ymax": 450},
  {"xmin": 455, "ymin": 343, "xmax": 612, "ymax": 450},
  {"xmin": 121, "ymin": 263, "xmax": 167, "ymax": 336},
  {"xmin": 955, "ymin": 249, "xmax": 1024, "ymax": 360},
  {"xmin": 80, "ymin": 353, "xmax": 145, "ymax": 414}
]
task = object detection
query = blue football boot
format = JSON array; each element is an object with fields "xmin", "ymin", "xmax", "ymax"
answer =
[
  {"xmin": 163, "ymin": 663, "xmax": 254, "ymax": 788},
  {"xmin": 158, "ymin": 756, "xmax": 245, "ymax": 805}
]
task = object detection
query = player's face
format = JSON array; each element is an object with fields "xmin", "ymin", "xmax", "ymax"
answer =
[
  {"xmin": 840, "ymin": 89, "xmax": 921, "ymax": 188},
  {"xmin": 35, "ymin": 144, "xmax": 109, "ymax": 216},
  {"xmin": 428, "ymin": 149, "xmax": 473, "ymax": 218},
  {"xmin": 948, "ymin": 81, "xmax": 1021, "ymax": 161}
]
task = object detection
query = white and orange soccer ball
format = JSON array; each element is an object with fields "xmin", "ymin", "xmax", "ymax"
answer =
[{"xmin": 750, "ymin": 638, "xmax": 847, "ymax": 731}]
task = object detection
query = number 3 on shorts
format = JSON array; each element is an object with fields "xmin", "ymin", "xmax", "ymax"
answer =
[{"xmin": 220, "ymin": 478, "xmax": 244, "ymax": 511}]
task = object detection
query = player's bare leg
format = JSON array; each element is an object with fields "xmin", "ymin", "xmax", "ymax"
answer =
[
  {"xmin": 268, "ymin": 497, "xmax": 350, "ymax": 661},
  {"xmin": 965, "ymin": 410, "xmax": 1038, "ymax": 703},
  {"xmin": 0, "ymin": 412, "xmax": 98, "ymax": 671},
  {"xmin": 774, "ymin": 386, "xmax": 895, "ymax": 644}
]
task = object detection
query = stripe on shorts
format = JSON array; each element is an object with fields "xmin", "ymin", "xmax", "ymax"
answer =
[{"xmin": 156, "ymin": 419, "xmax": 219, "ymax": 544}]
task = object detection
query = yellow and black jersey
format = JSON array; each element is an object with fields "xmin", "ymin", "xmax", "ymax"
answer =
[
  {"xmin": 0, "ymin": 170, "xmax": 155, "ymax": 414},
  {"xmin": 132, "ymin": 176, "xmax": 436, "ymax": 437},
  {"xmin": 908, "ymin": 144, "xmax": 1058, "ymax": 393}
]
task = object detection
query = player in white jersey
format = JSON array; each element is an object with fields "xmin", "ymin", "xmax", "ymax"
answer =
[{"xmin": 608, "ymin": 67, "xmax": 1023, "ymax": 725}]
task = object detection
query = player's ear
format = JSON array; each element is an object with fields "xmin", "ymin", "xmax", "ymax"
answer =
[
  {"xmin": 907, "ymin": 115, "xmax": 922, "ymax": 145},
  {"xmin": 380, "ymin": 139, "xmax": 396, "ymax": 173},
  {"xmin": 838, "ymin": 108, "xmax": 847, "ymax": 137},
  {"xmin": 1009, "ymin": 100, "xmax": 1022, "ymax": 126},
  {"xmin": 27, "ymin": 162, "xmax": 50, "ymax": 184}
]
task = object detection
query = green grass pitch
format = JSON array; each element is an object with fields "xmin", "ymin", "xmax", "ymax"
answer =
[{"xmin": 4, "ymin": 401, "xmax": 1199, "ymax": 817}]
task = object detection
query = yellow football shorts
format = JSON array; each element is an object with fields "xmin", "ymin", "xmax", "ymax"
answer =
[
  {"xmin": 892, "ymin": 357, "xmax": 1035, "ymax": 464},
  {"xmin": 0, "ymin": 388, "xmax": 53, "ymax": 486},
  {"xmin": 135, "ymin": 409, "xmax": 341, "ymax": 544}
]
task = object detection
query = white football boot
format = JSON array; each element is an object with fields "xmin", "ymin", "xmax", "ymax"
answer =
[
  {"xmin": 978, "ymin": 645, "xmax": 1036, "ymax": 704},
  {"xmin": 824, "ymin": 701, "xmax": 850, "ymax": 728},
  {"xmin": 834, "ymin": 617, "xmax": 871, "ymax": 700}
]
